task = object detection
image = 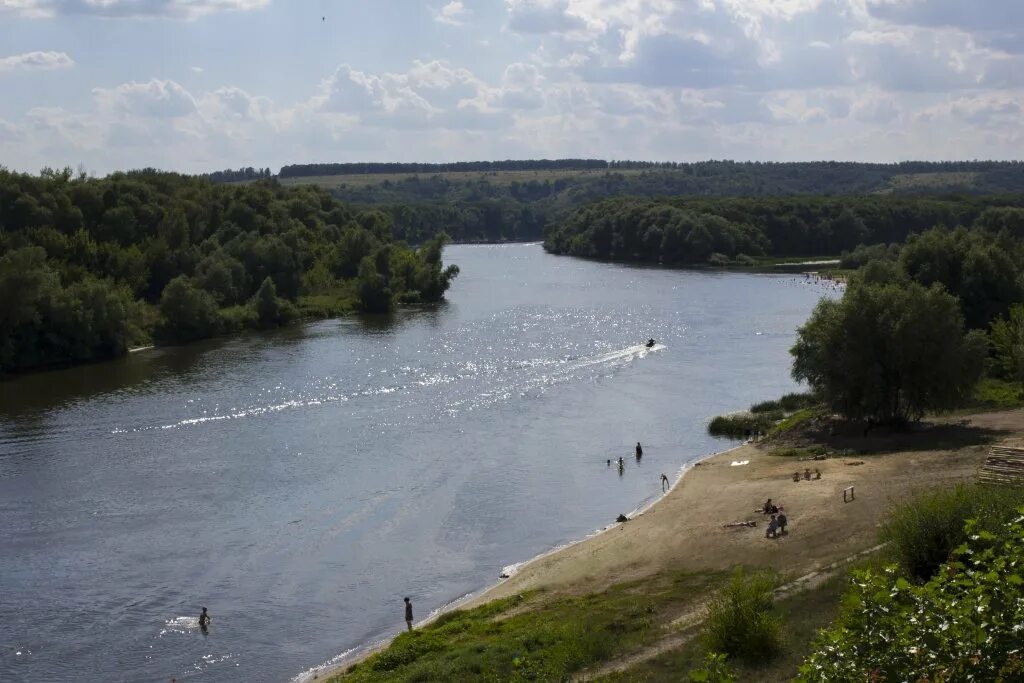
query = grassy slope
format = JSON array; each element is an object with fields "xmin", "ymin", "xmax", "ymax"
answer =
[
  {"xmin": 600, "ymin": 567, "xmax": 859, "ymax": 682},
  {"xmin": 333, "ymin": 572, "xmax": 723, "ymax": 682}
]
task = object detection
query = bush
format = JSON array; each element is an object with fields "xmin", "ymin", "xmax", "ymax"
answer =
[
  {"xmin": 970, "ymin": 377, "xmax": 1024, "ymax": 409},
  {"xmin": 702, "ymin": 569, "xmax": 781, "ymax": 663},
  {"xmin": 880, "ymin": 484, "xmax": 1024, "ymax": 581},
  {"xmin": 750, "ymin": 392, "xmax": 816, "ymax": 414},
  {"xmin": 708, "ymin": 412, "xmax": 780, "ymax": 438},
  {"xmin": 689, "ymin": 651, "xmax": 737, "ymax": 682},
  {"xmin": 798, "ymin": 510, "xmax": 1024, "ymax": 682}
]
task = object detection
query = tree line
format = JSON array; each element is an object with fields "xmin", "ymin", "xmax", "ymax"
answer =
[
  {"xmin": 0, "ymin": 168, "xmax": 458, "ymax": 374},
  {"xmin": 310, "ymin": 163, "xmax": 1024, "ymax": 246},
  {"xmin": 544, "ymin": 195, "xmax": 1024, "ymax": 264},
  {"xmin": 202, "ymin": 167, "xmax": 273, "ymax": 183},
  {"xmin": 279, "ymin": 159, "xmax": 608, "ymax": 178}
]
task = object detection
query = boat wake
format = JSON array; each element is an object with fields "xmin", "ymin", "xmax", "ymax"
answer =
[{"xmin": 112, "ymin": 342, "xmax": 666, "ymax": 434}]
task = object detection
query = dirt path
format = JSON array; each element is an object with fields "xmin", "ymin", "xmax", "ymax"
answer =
[{"xmin": 573, "ymin": 543, "xmax": 890, "ymax": 681}]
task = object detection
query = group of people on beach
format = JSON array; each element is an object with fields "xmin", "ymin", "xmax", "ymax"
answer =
[
  {"xmin": 762, "ymin": 498, "xmax": 788, "ymax": 538},
  {"xmin": 794, "ymin": 468, "xmax": 821, "ymax": 482}
]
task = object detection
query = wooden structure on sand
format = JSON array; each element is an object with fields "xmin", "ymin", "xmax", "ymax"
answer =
[{"xmin": 979, "ymin": 445, "xmax": 1024, "ymax": 486}]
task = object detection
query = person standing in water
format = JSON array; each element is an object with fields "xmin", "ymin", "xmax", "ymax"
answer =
[
  {"xmin": 635, "ymin": 442, "xmax": 643, "ymax": 459},
  {"xmin": 661, "ymin": 473, "xmax": 669, "ymax": 491},
  {"xmin": 404, "ymin": 597, "xmax": 413, "ymax": 632},
  {"xmin": 198, "ymin": 607, "xmax": 210, "ymax": 633}
]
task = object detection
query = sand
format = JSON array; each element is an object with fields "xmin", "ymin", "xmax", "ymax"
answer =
[
  {"xmin": 464, "ymin": 410, "xmax": 1020, "ymax": 606},
  {"xmin": 317, "ymin": 409, "xmax": 1021, "ymax": 680}
]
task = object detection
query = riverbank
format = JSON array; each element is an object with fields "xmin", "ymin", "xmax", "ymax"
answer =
[{"xmin": 316, "ymin": 408, "xmax": 1021, "ymax": 681}]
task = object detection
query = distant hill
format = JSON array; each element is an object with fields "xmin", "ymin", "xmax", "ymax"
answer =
[{"xmin": 207, "ymin": 160, "xmax": 1024, "ymax": 244}]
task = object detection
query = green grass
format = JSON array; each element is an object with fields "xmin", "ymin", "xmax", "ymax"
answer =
[
  {"xmin": 767, "ymin": 408, "xmax": 819, "ymax": 438},
  {"xmin": 333, "ymin": 572, "xmax": 722, "ymax": 682},
  {"xmin": 767, "ymin": 445, "xmax": 828, "ymax": 458},
  {"xmin": 967, "ymin": 377, "xmax": 1024, "ymax": 410},
  {"xmin": 601, "ymin": 566, "xmax": 871, "ymax": 683},
  {"xmin": 707, "ymin": 412, "xmax": 780, "ymax": 438},
  {"xmin": 709, "ymin": 393, "xmax": 822, "ymax": 440},
  {"xmin": 297, "ymin": 288, "xmax": 358, "ymax": 318}
]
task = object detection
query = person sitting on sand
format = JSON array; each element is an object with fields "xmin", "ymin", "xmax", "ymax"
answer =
[
  {"xmin": 763, "ymin": 498, "xmax": 773, "ymax": 514},
  {"xmin": 793, "ymin": 471, "xmax": 800, "ymax": 482},
  {"xmin": 777, "ymin": 508, "xmax": 788, "ymax": 535},
  {"xmin": 803, "ymin": 468, "xmax": 812, "ymax": 480},
  {"xmin": 814, "ymin": 469, "xmax": 821, "ymax": 480},
  {"xmin": 766, "ymin": 514, "xmax": 778, "ymax": 538}
]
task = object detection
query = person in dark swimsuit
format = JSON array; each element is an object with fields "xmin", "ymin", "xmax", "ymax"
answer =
[
  {"xmin": 198, "ymin": 607, "xmax": 210, "ymax": 633},
  {"xmin": 404, "ymin": 597, "xmax": 413, "ymax": 632},
  {"xmin": 635, "ymin": 442, "xmax": 643, "ymax": 459}
]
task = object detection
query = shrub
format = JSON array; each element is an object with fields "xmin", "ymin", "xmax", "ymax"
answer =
[
  {"xmin": 702, "ymin": 569, "xmax": 781, "ymax": 663},
  {"xmin": 707, "ymin": 412, "xmax": 780, "ymax": 438},
  {"xmin": 798, "ymin": 510, "xmax": 1024, "ymax": 682},
  {"xmin": 749, "ymin": 399, "xmax": 781, "ymax": 414},
  {"xmin": 750, "ymin": 392, "xmax": 816, "ymax": 414},
  {"xmin": 880, "ymin": 484, "xmax": 1024, "ymax": 581},
  {"xmin": 689, "ymin": 652, "xmax": 737, "ymax": 682}
]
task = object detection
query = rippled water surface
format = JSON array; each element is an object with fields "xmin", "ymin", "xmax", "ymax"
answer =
[{"xmin": 0, "ymin": 244, "xmax": 836, "ymax": 682}]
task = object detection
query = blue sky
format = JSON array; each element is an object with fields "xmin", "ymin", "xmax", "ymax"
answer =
[{"xmin": 1, "ymin": 0, "xmax": 1023, "ymax": 174}]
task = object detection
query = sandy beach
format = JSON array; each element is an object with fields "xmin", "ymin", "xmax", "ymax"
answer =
[{"xmin": 316, "ymin": 408, "xmax": 1022, "ymax": 681}]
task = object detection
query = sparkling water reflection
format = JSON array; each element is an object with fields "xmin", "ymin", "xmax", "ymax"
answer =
[{"xmin": 0, "ymin": 244, "xmax": 835, "ymax": 682}]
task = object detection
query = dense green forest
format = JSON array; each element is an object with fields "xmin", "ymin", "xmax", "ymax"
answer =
[
  {"xmin": 0, "ymin": 168, "xmax": 458, "ymax": 374},
  {"xmin": 544, "ymin": 195, "xmax": 1024, "ymax": 264},
  {"xmin": 268, "ymin": 160, "xmax": 1024, "ymax": 243}
]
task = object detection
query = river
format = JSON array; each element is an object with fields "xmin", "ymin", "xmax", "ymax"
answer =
[{"xmin": 0, "ymin": 243, "xmax": 836, "ymax": 682}]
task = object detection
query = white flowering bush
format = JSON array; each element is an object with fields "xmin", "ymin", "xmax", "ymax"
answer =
[{"xmin": 798, "ymin": 510, "xmax": 1024, "ymax": 682}]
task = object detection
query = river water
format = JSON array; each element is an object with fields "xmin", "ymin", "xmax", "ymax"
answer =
[{"xmin": 0, "ymin": 244, "xmax": 835, "ymax": 682}]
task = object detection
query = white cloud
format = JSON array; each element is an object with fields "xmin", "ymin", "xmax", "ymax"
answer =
[
  {"xmin": 0, "ymin": 0, "xmax": 269, "ymax": 20},
  {"xmin": 505, "ymin": 0, "xmax": 587, "ymax": 35},
  {"xmin": 434, "ymin": 0, "xmax": 470, "ymax": 26},
  {"xmin": 0, "ymin": 50, "xmax": 74, "ymax": 71},
  {"xmin": 191, "ymin": 66, "xmax": 204, "ymax": 73},
  {"xmin": 93, "ymin": 79, "xmax": 197, "ymax": 118}
]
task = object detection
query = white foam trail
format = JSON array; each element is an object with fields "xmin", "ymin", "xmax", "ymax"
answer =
[{"xmin": 113, "ymin": 343, "xmax": 665, "ymax": 433}]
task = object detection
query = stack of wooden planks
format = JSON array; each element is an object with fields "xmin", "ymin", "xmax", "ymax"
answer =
[{"xmin": 979, "ymin": 445, "xmax": 1024, "ymax": 486}]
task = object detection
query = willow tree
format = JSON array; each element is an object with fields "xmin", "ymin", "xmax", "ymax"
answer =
[{"xmin": 791, "ymin": 280, "xmax": 985, "ymax": 423}]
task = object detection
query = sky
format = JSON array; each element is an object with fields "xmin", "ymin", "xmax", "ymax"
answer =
[{"xmin": 0, "ymin": 0, "xmax": 1022, "ymax": 174}]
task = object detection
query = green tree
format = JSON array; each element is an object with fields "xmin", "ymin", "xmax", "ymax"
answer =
[
  {"xmin": 990, "ymin": 304, "xmax": 1024, "ymax": 385},
  {"xmin": 356, "ymin": 256, "xmax": 393, "ymax": 313},
  {"xmin": 252, "ymin": 276, "xmax": 294, "ymax": 328},
  {"xmin": 791, "ymin": 280, "xmax": 986, "ymax": 423},
  {"xmin": 157, "ymin": 276, "xmax": 220, "ymax": 343}
]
